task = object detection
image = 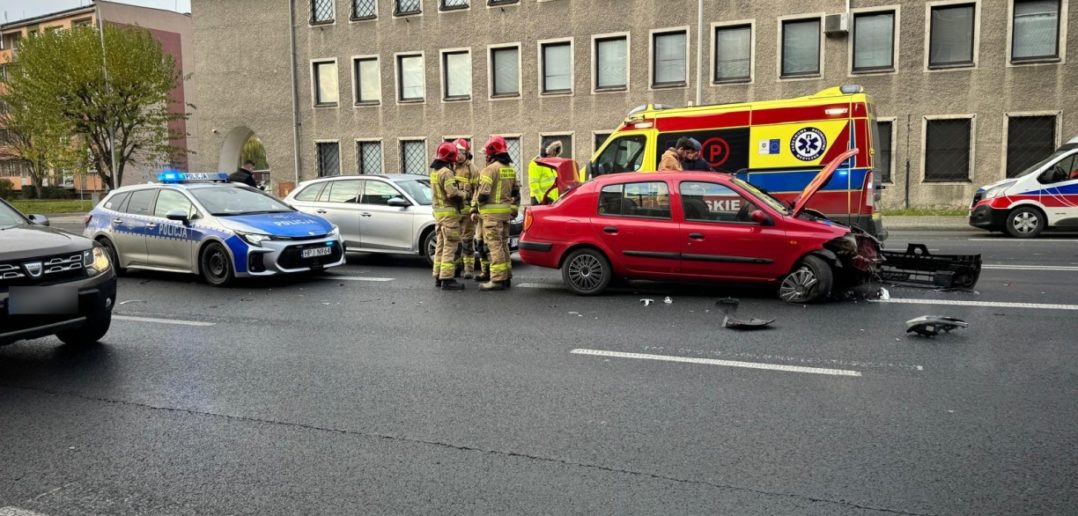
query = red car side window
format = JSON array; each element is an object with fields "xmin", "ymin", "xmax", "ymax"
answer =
[{"xmin": 597, "ymin": 181, "xmax": 671, "ymax": 219}]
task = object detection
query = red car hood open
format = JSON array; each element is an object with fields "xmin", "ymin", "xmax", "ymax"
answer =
[{"xmin": 792, "ymin": 148, "xmax": 859, "ymax": 218}]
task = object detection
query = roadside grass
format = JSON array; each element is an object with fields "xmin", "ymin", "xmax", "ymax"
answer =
[
  {"xmin": 7, "ymin": 199, "xmax": 94, "ymax": 215},
  {"xmin": 882, "ymin": 208, "xmax": 967, "ymax": 217}
]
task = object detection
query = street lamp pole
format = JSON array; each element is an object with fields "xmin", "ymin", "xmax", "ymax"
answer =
[{"xmin": 94, "ymin": 2, "xmax": 118, "ymax": 190}]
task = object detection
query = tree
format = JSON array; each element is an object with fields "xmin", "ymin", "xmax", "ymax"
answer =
[
  {"xmin": 0, "ymin": 25, "xmax": 186, "ymax": 190},
  {"xmin": 0, "ymin": 97, "xmax": 83, "ymax": 198},
  {"xmin": 241, "ymin": 135, "xmax": 269, "ymax": 170}
]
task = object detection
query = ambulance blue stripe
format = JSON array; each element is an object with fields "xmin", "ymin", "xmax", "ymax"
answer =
[
  {"xmin": 738, "ymin": 168, "xmax": 869, "ymax": 194},
  {"xmin": 1019, "ymin": 184, "xmax": 1078, "ymax": 196}
]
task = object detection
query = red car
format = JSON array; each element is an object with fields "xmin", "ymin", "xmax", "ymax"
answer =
[{"xmin": 519, "ymin": 150, "xmax": 881, "ymax": 303}]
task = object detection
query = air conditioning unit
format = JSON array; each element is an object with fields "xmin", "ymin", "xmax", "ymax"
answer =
[{"xmin": 824, "ymin": 13, "xmax": 848, "ymax": 35}]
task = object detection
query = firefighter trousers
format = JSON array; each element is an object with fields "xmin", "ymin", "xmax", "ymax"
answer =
[
  {"xmin": 434, "ymin": 216, "xmax": 462, "ymax": 280},
  {"xmin": 455, "ymin": 213, "xmax": 477, "ymax": 274},
  {"xmin": 482, "ymin": 216, "xmax": 511, "ymax": 282}
]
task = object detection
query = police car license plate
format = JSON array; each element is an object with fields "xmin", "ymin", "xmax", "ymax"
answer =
[{"xmin": 301, "ymin": 246, "xmax": 332, "ymax": 259}]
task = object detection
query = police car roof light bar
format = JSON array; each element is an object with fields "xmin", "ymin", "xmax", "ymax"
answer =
[{"xmin": 157, "ymin": 171, "xmax": 231, "ymax": 184}]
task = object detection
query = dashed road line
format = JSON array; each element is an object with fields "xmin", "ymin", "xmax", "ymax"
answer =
[
  {"xmin": 982, "ymin": 264, "xmax": 1078, "ymax": 272},
  {"xmin": 872, "ymin": 298, "xmax": 1078, "ymax": 311},
  {"xmin": 516, "ymin": 282, "xmax": 563, "ymax": 289},
  {"xmin": 323, "ymin": 276, "xmax": 395, "ymax": 282},
  {"xmin": 113, "ymin": 315, "xmax": 216, "ymax": 327},
  {"xmin": 0, "ymin": 507, "xmax": 50, "ymax": 516},
  {"xmin": 571, "ymin": 348, "xmax": 862, "ymax": 377}
]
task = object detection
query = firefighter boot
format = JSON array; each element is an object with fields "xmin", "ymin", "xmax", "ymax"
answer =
[
  {"xmin": 479, "ymin": 280, "xmax": 505, "ymax": 291},
  {"xmin": 441, "ymin": 278, "xmax": 465, "ymax": 291}
]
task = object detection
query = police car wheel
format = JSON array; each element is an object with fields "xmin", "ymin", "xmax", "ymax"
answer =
[
  {"xmin": 423, "ymin": 230, "xmax": 437, "ymax": 266},
  {"xmin": 778, "ymin": 255, "xmax": 833, "ymax": 304},
  {"xmin": 1005, "ymin": 207, "xmax": 1044, "ymax": 238},
  {"xmin": 200, "ymin": 243, "xmax": 235, "ymax": 286},
  {"xmin": 97, "ymin": 237, "xmax": 125, "ymax": 276},
  {"xmin": 562, "ymin": 248, "xmax": 612, "ymax": 296}
]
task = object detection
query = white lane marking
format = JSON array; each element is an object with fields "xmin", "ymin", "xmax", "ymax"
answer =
[
  {"xmin": 516, "ymin": 282, "xmax": 563, "ymax": 289},
  {"xmin": 324, "ymin": 276, "xmax": 395, "ymax": 282},
  {"xmin": 571, "ymin": 349, "xmax": 862, "ymax": 377},
  {"xmin": 872, "ymin": 298, "xmax": 1078, "ymax": 311},
  {"xmin": 983, "ymin": 264, "xmax": 1078, "ymax": 272},
  {"xmin": 967, "ymin": 238, "xmax": 1078, "ymax": 243},
  {"xmin": 113, "ymin": 315, "xmax": 216, "ymax": 326},
  {"xmin": 0, "ymin": 507, "xmax": 51, "ymax": 516}
]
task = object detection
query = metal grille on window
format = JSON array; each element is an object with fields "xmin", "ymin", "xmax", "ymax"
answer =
[
  {"xmin": 505, "ymin": 138, "xmax": 522, "ymax": 179},
  {"xmin": 924, "ymin": 119, "xmax": 972, "ymax": 183},
  {"xmin": 353, "ymin": 0, "xmax": 376, "ymax": 19},
  {"xmin": 401, "ymin": 141, "xmax": 426, "ymax": 175},
  {"xmin": 317, "ymin": 142, "xmax": 340, "ymax": 177},
  {"xmin": 311, "ymin": 0, "xmax": 334, "ymax": 23},
  {"xmin": 876, "ymin": 121, "xmax": 893, "ymax": 183},
  {"xmin": 358, "ymin": 142, "xmax": 383, "ymax": 175},
  {"xmin": 1007, "ymin": 116, "xmax": 1056, "ymax": 178},
  {"xmin": 395, "ymin": 0, "xmax": 421, "ymax": 15},
  {"xmin": 442, "ymin": 0, "xmax": 468, "ymax": 9}
]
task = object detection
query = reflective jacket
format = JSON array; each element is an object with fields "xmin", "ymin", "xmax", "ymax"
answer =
[
  {"xmin": 454, "ymin": 160, "xmax": 480, "ymax": 202},
  {"xmin": 430, "ymin": 166, "xmax": 463, "ymax": 220},
  {"xmin": 527, "ymin": 158, "xmax": 560, "ymax": 204},
  {"xmin": 473, "ymin": 161, "xmax": 520, "ymax": 219}
]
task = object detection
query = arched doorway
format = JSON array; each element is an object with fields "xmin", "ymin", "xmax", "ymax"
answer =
[{"xmin": 217, "ymin": 126, "xmax": 254, "ymax": 173}]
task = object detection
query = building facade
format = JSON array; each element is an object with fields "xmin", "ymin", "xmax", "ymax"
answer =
[
  {"xmin": 190, "ymin": 0, "xmax": 1075, "ymax": 208},
  {"xmin": 0, "ymin": 1, "xmax": 196, "ymax": 193}
]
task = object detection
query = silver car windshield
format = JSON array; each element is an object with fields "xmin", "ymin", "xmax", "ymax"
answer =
[
  {"xmin": 397, "ymin": 179, "xmax": 432, "ymax": 206},
  {"xmin": 190, "ymin": 186, "xmax": 294, "ymax": 216},
  {"xmin": 0, "ymin": 202, "xmax": 27, "ymax": 229}
]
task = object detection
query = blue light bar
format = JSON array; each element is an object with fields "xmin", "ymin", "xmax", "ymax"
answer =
[{"xmin": 157, "ymin": 171, "xmax": 231, "ymax": 184}]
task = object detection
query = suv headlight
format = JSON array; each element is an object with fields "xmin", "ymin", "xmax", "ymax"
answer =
[
  {"xmin": 84, "ymin": 246, "xmax": 111, "ymax": 276},
  {"xmin": 239, "ymin": 232, "xmax": 272, "ymax": 247}
]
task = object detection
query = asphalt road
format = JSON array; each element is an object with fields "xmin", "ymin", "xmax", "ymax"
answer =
[{"xmin": 2, "ymin": 230, "xmax": 1077, "ymax": 515}]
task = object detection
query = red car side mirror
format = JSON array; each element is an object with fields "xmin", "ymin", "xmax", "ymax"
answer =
[{"xmin": 751, "ymin": 210, "xmax": 772, "ymax": 226}]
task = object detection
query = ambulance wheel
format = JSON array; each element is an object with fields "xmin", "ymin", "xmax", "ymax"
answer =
[
  {"xmin": 778, "ymin": 255, "xmax": 833, "ymax": 304},
  {"xmin": 422, "ymin": 229, "xmax": 437, "ymax": 266},
  {"xmin": 562, "ymin": 248, "xmax": 612, "ymax": 296},
  {"xmin": 200, "ymin": 242, "xmax": 235, "ymax": 287},
  {"xmin": 1005, "ymin": 207, "xmax": 1045, "ymax": 238},
  {"xmin": 96, "ymin": 237, "xmax": 125, "ymax": 276}
]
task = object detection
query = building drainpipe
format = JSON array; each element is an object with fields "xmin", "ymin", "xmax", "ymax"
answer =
[
  {"xmin": 695, "ymin": 0, "xmax": 704, "ymax": 106},
  {"xmin": 287, "ymin": 0, "xmax": 301, "ymax": 186}
]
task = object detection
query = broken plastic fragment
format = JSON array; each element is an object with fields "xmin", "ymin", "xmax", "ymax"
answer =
[
  {"xmin": 716, "ymin": 298, "xmax": 775, "ymax": 330},
  {"xmin": 878, "ymin": 287, "xmax": 890, "ymax": 300},
  {"xmin": 663, "ymin": 296, "xmax": 673, "ymax": 305},
  {"xmin": 640, "ymin": 299, "xmax": 654, "ymax": 306},
  {"xmin": 905, "ymin": 315, "xmax": 968, "ymax": 337}
]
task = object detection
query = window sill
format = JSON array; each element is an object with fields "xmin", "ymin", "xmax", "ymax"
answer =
[
  {"xmin": 594, "ymin": 86, "xmax": 627, "ymax": 93},
  {"xmin": 443, "ymin": 96, "xmax": 472, "ymax": 102},
  {"xmin": 490, "ymin": 93, "xmax": 521, "ymax": 99},
  {"xmin": 349, "ymin": 15, "xmax": 377, "ymax": 22},
  {"xmin": 539, "ymin": 90, "xmax": 572, "ymax": 97},
  {"xmin": 309, "ymin": 20, "xmax": 335, "ymax": 26},
  {"xmin": 1010, "ymin": 57, "xmax": 1061, "ymax": 66},
  {"xmin": 851, "ymin": 67, "xmax": 895, "ymax": 75},
  {"xmin": 354, "ymin": 101, "xmax": 381, "ymax": 107},
  {"xmin": 394, "ymin": 11, "xmax": 422, "ymax": 17},
  {"xmin": 922, "ymin": 179, "xmax": 972, "ymax": 184},
  {"xmin": 314, "ymin": 103, "xmax": 339, "ymax": 108},
  {"xmin": 487, "ymin": 1, "xmax": 520, "ymax": 6},
  {"xmin": 712, "ymin": 78, "xmax": 751, "ymax": 85},
  {"xmin": 398, "ymin": 98, "xmax": 425, "ymax": 104},
  {"xmin": 779, "ymin": 73, "xmax": 821, "ymax": 80},
  {"xmin": 927, "ymin": 63, "xmax": 974, "ymax": 71},
  {"xmin": 439, "ymin": 6, "xmax": 469, "ymax": 12},
  {"xmin": 651, "ymin": 82, "xmax": 687, "ymax": 90}
]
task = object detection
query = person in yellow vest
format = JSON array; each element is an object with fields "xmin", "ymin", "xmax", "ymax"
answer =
[
  {"xmin": 430, "ymin": 142, "xmax": 466, "ymax": 291},
  {"xmin": 451, "ymin": 138, "xmax": 480, "ymax": 279},
  {"xmin": 528, "ymin": 141, "xmax": 562, "ymax": 205},
  {"xmin": 471, "ymin": 136, "xmax": 520, "ymax": 292},
  {"xmin": 657, "ymin": 137, "xmax": 701, "ymax": 171}
]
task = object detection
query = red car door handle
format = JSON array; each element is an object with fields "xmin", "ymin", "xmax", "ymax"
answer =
[
  {"xmin": 603, "ymin": 226, "xmax": 618, "ymax": 234},
  {"xmin": 689, "ymin": 233, "xmax": 705, "ymax": 240}
]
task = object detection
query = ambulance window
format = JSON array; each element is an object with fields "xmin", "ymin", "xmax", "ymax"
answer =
[
  {"xmin": 593, "ymin": 135, "xmax": 646, "ymax": 175},
  {"xmin": 1040, "ymin": 153, "xmax": 1078, "ymax": 184},
  {"xmin": 680, "ymin": 182, "xmax": 759, "ymax": 223}
]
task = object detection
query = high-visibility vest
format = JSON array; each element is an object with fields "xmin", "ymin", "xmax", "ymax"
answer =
[{"xmin": 528, "ymin": 159, "xmax": 559, "ymax": 203}]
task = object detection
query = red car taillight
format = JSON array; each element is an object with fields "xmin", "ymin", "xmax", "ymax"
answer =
[{"xmin": 524, "ymin": 210, "xmax": 533, "ymax": 232}]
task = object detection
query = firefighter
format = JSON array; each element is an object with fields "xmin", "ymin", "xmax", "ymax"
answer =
[
  {"xmin": 657, "ymin": 137, "xmax": 701, "ymax": 171},
  {"xmin": 452, "ymin": 138, "xmax": 480, "ymax": 279},
  {"xmin": 471, "ymin": 136, "xmax": 520, "ymax": 292},
  {"xmin": 528, "ymin": 141, "xmax": 562, "ymax": 205},
  {"xmin": 430, "ymin": 142, "xmax": 466, "ymax": 291}
]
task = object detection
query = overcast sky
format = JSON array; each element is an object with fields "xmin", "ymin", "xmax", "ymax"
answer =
[{"xmin": 3, "ymin": 0, "xmax": 191, "ymax": 24}]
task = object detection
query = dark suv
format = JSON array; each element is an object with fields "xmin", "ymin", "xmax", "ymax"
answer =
[{"xmin": 0, "ymin": 199, "xmax": 116, "ymax": 346}]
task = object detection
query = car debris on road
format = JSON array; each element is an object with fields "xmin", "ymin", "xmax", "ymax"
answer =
[
  {"xmin": 716, "ymin": 298, "xmax": 775, "ymax": 330},
  {"xmin": 906, "ymin": 316, "xmax": 969, "ymax": 337}
]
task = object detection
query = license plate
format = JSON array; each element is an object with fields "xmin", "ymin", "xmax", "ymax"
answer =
[
  {"xmin": 301, "ymin": 246, "xmax": 333, "ymax": 259},
  {"xmin": 8, "ymin": 286, "xmax": 78, "ymax": 315},
  {"xmin": 509, "ymin": 237, "xmax": 519, "ymax": 248}
]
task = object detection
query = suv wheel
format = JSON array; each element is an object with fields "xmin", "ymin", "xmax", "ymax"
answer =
[
  {"xmin": 562, "ymin": 248, "xmax": 612, "ymax": 295},
  {"xmin": 200, "ymin": 242, "xmax": 235, "ymax": 286},
  {"xmin": 57, "ymin": 302, "xmax": 112, "ymax": 346},
  {"xmin": 1005, "ymin": 206, "xmax": 1045, "ymax": 238},
  {"xmin": 778, "ymin": 255, "xmax": 833, "ymax": 303}
]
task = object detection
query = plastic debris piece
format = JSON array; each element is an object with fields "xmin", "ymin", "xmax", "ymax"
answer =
[
  {"xmin": 905, "ymin": 315, "xmax": 968, "ymax": 337},
  {"xmin": 878, "ymin": 287, "xmax": 890, "ymax": 300},
  {"xmin": 118, "ymin": 299, "xmax": 144, "ymax": 306},
  {"xmin": 640, "ymin": 298, "xmax": 654, "ymax": 306},
  {"xmin": 663, "ymin": 296, "xmax": 673, "ymax": 305},
  {"xmin": 715, "ymin": 298, "xmax": 774, "ymax": 330}
]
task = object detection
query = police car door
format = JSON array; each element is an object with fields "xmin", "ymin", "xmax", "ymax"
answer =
[
  {"xmin": 146, "ymin": 189, "xmax": 201, "ymax": 272},
  {"xmin": 1037, "ymin": 152, "xmax": 1078, "ymax": 227},
  {"xmin": 114, "ymin": 188, "xmax": 157, "ymax": 267}
]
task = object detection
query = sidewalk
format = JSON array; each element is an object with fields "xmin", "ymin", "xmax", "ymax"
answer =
[{"xmin": 884, "ymin": 216, "xmax": 968, "ymax": 231}]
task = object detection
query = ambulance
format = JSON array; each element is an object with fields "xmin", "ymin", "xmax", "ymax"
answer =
[
  {"xmin": 586, "ymin": 85, "xmax": 886, "ymax": 240},
  {"xmin": 969, "ymin": 135, "xmax": 1078, "ymax": 238}
]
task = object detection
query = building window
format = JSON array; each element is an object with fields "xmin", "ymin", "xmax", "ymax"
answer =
[
  {"xmin": 358, "ymin": 141, "xmax": 383, "ymax": 174},
  {"xmin": 72, "ymin": 18, "xmax": 93, "ymax": 27},
  {"xmin": 400, "ymin": 140, "xmax": 426, "ymax": 175},
  {"xmin": 354, "ymin": 57, "xmax": 380, "ymax": 104},
  {"xmin": 652, "ymin": 30, "xmax": 687, "ymax": 87},
  {"xmin": 540, "ymin": 135, "xmax": 573, "ymax": 161},
  {"xmin": 714, "ymin": 24, "xmax": 751, "ymax": 82},
  {"xmin": 490, "ymin": 46, "xmax": 520, "ymax": 97},
  {"xmin": 1012, "ymin": 0, "xmax": 1061, "ymax": 61},
  {"xmin": 395, "ymin": 0, "xmax": 421, "ymax": 16},
  {"xmin": 397, "ymin": 54, "xmax": 425, "ymax": 102},
  {"xmin": 317, "ymin": 142, "xmax": 341, "ymax": 177},
  {"xmin": 442, "ymin": 50, "xmax": 472, "ymax": 100},
  {"xmin": 924, "ymin": 118, "xmax": 972, "ymax": 182},
  {"xmin": 541, "ymin": 41, "xmax": 572, "ymax": 94},
  {"xmin": 352, "ymin": 0, "xmax": 377, "ymax": 20},
  {"xmin": 594, "ymin": 133, "xmax": 611, "ymax": 152},
  {"xmin": 929, "ymin": 3, "xmax": 976, "ymax": 68},
  {"xmin": 1007, "ymin": 116, "xmax": 1057, "ymax": 177},
  {"xmin": 781, "ymin": 18, "xmax": 821, "ymax": 77},
  {"xmin": 311, "ymin": 0, "xmax": 334, "ymax": 24},
  {"xmin": 876, "ymin": 121, "xmax": 894, "ymax": 183},
  {"xmin": 441, "ymin": 0, "xmax": 468, "ymax": 10},
  {"xmin": 505, "ymin": 137, "xmax": 522, "ymax": 174},
  {"xmin": 595, "ymin": 36, "xmax": 627, "ymax": 90},
  {"xmin": 313, "ymin": 61, "xmax": 339, "ymax": 106},
  {"xmin": 853, "ymin": 11, "xmax": 895, "ymax": 72}
]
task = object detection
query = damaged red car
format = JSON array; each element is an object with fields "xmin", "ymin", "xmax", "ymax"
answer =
[{"xmin": 519, "ymin": 150, "xmax": 882, "ymax": 303}]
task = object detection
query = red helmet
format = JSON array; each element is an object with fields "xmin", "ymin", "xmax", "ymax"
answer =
[
  {"xmin": 453, "ymin": 138, "xmax": 471, "ymax": 153},
  {"xmin": 483, "ymin": 136, "xmax": 508, "ymax": 156},
  {"xmin": 434, "ymin": 142, "xmax": 459, "ymax": 162}
]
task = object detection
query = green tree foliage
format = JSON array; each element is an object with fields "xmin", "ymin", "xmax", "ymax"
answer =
[
  {"xmin": 241, "ymin": 135, "xmax": 269, "ymax": 170},
  {"xmin": 0, "ymin": 25, "xmax": 186, "ymax": 190},
  {"xmin": 0, "ymin": 94, "xmax": 84, "ymax": 198}
]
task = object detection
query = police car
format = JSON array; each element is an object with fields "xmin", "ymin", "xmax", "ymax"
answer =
[{"xmin": 84, "ymin": 172, "xmax": 344, "ymax": 286}]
